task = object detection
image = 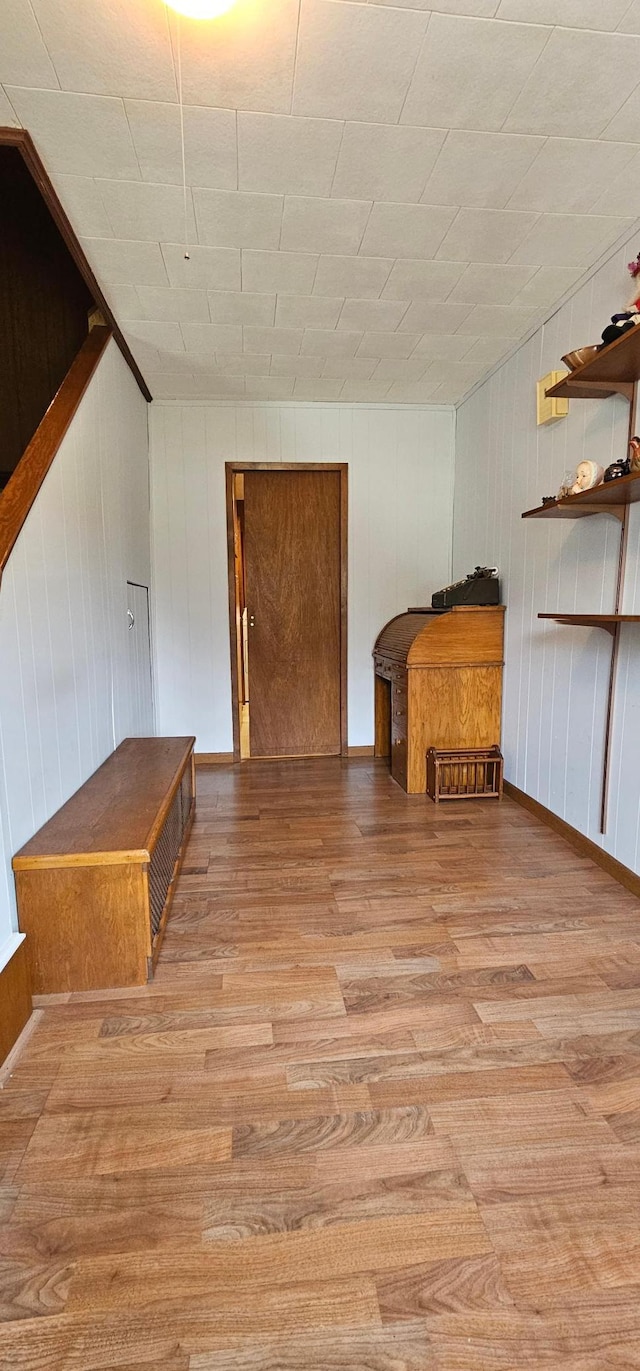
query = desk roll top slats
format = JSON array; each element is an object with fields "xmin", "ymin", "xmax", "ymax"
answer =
[
  {"xmin": 13, "ymin": 737, "xmax": 195, "ymax": 994},
  {"xmin": 373, "ymin": 605, "xmax": 505, "ymax": 793}
]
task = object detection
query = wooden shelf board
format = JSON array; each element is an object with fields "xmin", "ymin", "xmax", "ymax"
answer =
[
  {"xmin": 523, "ymin": 470, "xmax": 640, "ymax": 520},
  {"xmin": 539, "ymin": 613, "xmax": 640, "ymax": 631},
  {"xmin": 544, "ymin": 326, "xmax": 640, "ymax": 399}
]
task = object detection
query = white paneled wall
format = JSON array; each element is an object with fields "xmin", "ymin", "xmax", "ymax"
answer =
[
  {"xmin": 150, "ymin": 403, "xmax": 455, "ymax": 752},
  {"xmin": 0, "ymin": 340, "xmax": 152, "ymax": 964},
  {"xmin": 454, "ymin": 230, "xmax": 640, "ymax": 874}
]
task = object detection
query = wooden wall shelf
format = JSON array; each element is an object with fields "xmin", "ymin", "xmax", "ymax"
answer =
[
  {"xmin": 545, "ymin": 325, "xmax": 640, "ymax": 401},
  {"xmin": 523, "ymin": 471, "xmax": 640, "ymax": 521},
  {"xmin": 539, "ymin": 613, "xmax": 640, "ymax": 634},
  {"xmin": 527, "ymin": 343, "xmax": 640, "ymax": 835}
]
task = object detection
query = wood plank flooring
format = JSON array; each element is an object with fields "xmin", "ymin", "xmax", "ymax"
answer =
[{"xmin": 3, "ymin": 757, "xmax": 640, "ymax": 1369}]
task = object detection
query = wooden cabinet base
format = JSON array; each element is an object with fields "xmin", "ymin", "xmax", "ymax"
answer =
[
  {"xmin": 13, "ymin": 737, "xmax": 195, "ymax": 995},
  {"xmin": 0, "ymin": 941, "xmax": 32, "ymax": 1067},
  {"xmin": 16, "ymin": 864, "xmax": 151, "ymax": 994}
]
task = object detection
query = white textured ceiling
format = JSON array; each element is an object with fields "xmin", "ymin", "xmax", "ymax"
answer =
[{"xmin": 2, "ymin": 0, "xmax": 640, "ymax": 404}]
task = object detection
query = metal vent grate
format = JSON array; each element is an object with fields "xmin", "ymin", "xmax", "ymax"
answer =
[{"xmin": 148, "ymin": 777, "xmax": 191, "ymax": 939}]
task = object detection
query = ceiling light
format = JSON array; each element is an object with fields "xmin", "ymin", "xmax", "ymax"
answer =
[{"xmin": 165, "ymin": 0, "xmax": 237, "ymax": 17}]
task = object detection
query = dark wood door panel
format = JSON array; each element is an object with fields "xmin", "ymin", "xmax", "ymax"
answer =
[{"xmin": 243, "ymin": 469, "xmax": 342, "ymax": 758}]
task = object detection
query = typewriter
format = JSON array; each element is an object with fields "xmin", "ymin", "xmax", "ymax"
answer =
[{"xmin": 431, "ymin": 566, "xmax": 500, "ymax": 610}]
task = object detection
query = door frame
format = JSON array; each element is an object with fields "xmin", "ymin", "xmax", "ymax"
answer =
[
  {"xmin": 225, "ymin": 462, "xmax": 348, "ymax": 762},
  {"xmin": 126, "ymin": 580, "xmax": 155, "ymax": 735}
]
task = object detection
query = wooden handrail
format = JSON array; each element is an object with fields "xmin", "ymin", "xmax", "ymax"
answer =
[{"xmin": 0, "ymin": 326, "xmax": 111, "ymax": 587}]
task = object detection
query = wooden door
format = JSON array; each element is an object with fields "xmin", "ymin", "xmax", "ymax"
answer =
[{"xmin": 243, "ymin": 469, "xmax": 343, "ymax": 758}]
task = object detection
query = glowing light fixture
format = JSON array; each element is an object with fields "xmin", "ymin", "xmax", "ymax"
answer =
[{"xmin": 164, "ymin": 0, "xmax": 236, "ymax": 17}]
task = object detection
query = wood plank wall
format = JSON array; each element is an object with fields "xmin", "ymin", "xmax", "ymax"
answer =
[
  {"xmin": 453, "ymin": 228, "xmax": 640, "ymax": 877},
  {"xmin": 0, "ymin": 341, "xmax": 153, "ymax": 960}
]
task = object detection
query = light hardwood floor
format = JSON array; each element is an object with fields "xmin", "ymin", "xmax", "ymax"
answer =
[{"xmin": 3, "ymin": 758, "xmax": 640, "ymax": 1369}]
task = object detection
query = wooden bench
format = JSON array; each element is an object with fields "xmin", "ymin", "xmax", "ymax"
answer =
[{"xmin": 13, "ymin": 736, "xmax": 195, "ymax": 994}]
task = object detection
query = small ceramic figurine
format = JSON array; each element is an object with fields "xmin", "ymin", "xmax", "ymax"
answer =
[
  {"xmin": 570, "ymin": 460, "xmax": 605, "ymax": 495},
  {"xmin": 629, "ymin": 435, "xmax": 640, "ymax": 472}
]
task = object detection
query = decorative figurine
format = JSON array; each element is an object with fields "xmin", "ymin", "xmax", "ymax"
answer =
[
  {"xmin": 604, "ymin": 457, "xmax": 631, "ymax": 482},
  {"xmin": 598, "ymin": 254, "xmax": 640, "ymax": 349},
  {"xmin": 570, "ymin": 460, "xmax": 605, "ymax": 495},
  {"xmin": 629, "ymin": 435, "xmax": 640, "ymax": 472}
]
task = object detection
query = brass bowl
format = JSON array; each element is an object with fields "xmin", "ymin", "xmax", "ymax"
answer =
[{"xmin": 561, "ymin": 345, "xmax": 599, "ymax": 371}]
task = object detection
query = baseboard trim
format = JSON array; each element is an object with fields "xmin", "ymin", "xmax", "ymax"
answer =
[
  {"xmin": 196, "ymin": 749, "xmax": 376, "ymax": 764},
  {"xmin": 0, "ymin": 939, "xmax": 32, "ymax": 1068},
  {"xmin": 504, "ymin": 780, "xmax": 640, "ymax": 901}
]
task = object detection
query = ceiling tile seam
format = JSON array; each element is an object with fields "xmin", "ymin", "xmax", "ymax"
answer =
[
  {"xmin": 593, "ymin": 71, "xmax": 640, "ymax": 139},
  {"xmin": 503, "ymin": 138, "xmax": 640, "ymax": 217},
  {"xmin": 419, "ymin": 125, "xmax": 456, "ymax": 204},
  {"xmin": 164, "ymin": 8, "xmax": 180, "ymax": 107},
  {"xmin": 92, "ymin": 177, "xmax": 117, "ymax": 240},
  {"xmin": 390, "ymin": 299, "xmax": 412, "ymax": 331},
  {"xmin": 19, "ymin": 87, "xmax": 640, "ymax": 151},
  {"xmin": 1, "ymin": 85, "xmax": 21, "ymax": 125},
  {"xmin": 308, "ymin": 251, "xmax": 322, "ymax": 295},
  {"xmin": 490, "ymin": 17, "xmax": 620, "ymax": 36},
  {"xmin": 158, "ymin": 244, "xmax": 174, "ymax": 288},
  {"xmin": 618, "ymin": 0, "xmax": 638, "ymax": 31},
  {"xmin": 327, "ymin": 120, "xmax": 348, "ymax": 200},
  {"xmin": 31, "ymin": 173, "xmax": 640, "ymax": 225},
  {"xmin": 395, "ymin": 7, "xmax": 433, "ymax": 129},
  {"xmin": 354, "ymin": 199, "xmax": 376, "ymax": 256},
  {"xmin": 373, "ymin": 258, "xmax": 394, "ymax": 298},
  {"xmin": 409, "ymin": 127, "xmax": 449, "ymax": 206},
  {"xmin": 276, "ymin": 196, "xmax": 289, "ymax": 252},
  {"xmin": 26, "ymin": 0, "xmax": 61, "ymax": 91},
  {"xmin": 53, "ymin": 165, "xmax": 640, "ymax": 225},
  {"xmin": 502, "ymin": 210, "xmax": 633, "ymax": 272},
  {"xmin": 39, "ymin": 84, "xmax": 640, "ymax": 146},
  {"xmin": 288, "ymin": 0, "xmax": 304, "ymax": 118},
  {"xmin": 493, "ymin": 21, "xmax": 556, "ymax": 135},
  {"xmin": 120, "ymin": 98, "xmax": 144, "ymax": 184},
  {"xmin": 233, "ymin": 109, "xmax": 239, "ymax": 193}
]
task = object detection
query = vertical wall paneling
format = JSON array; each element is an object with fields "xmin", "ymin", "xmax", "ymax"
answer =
[
  {"xmin": 150, "ymin": 403, "xmax": 455, "ymax": 753},
  {"xmin": 453, "ymin": 231, "xmax": 640, "ymax": 875},
  {"xmin": 0, "ymin": 339, "xmax": 152, "ymax": 963}
]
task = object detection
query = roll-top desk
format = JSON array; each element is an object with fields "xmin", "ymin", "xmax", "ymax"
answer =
[{"xmin": 373, "ymin": 605, "xmax": 505, "ymax": 793}]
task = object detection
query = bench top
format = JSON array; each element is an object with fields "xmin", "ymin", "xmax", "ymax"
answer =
[{"xmin": 13, "ymin": 737, "xmax": 195, "ymax": 871}]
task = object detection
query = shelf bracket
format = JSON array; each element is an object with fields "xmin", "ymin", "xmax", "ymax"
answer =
[
  {"xmin": 586, "ymin": 380, "xmax": 636, "ymax": 403},
  {"xmin": 570, "ymin": 503, "xmax": 625, "ymax": 523}
]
